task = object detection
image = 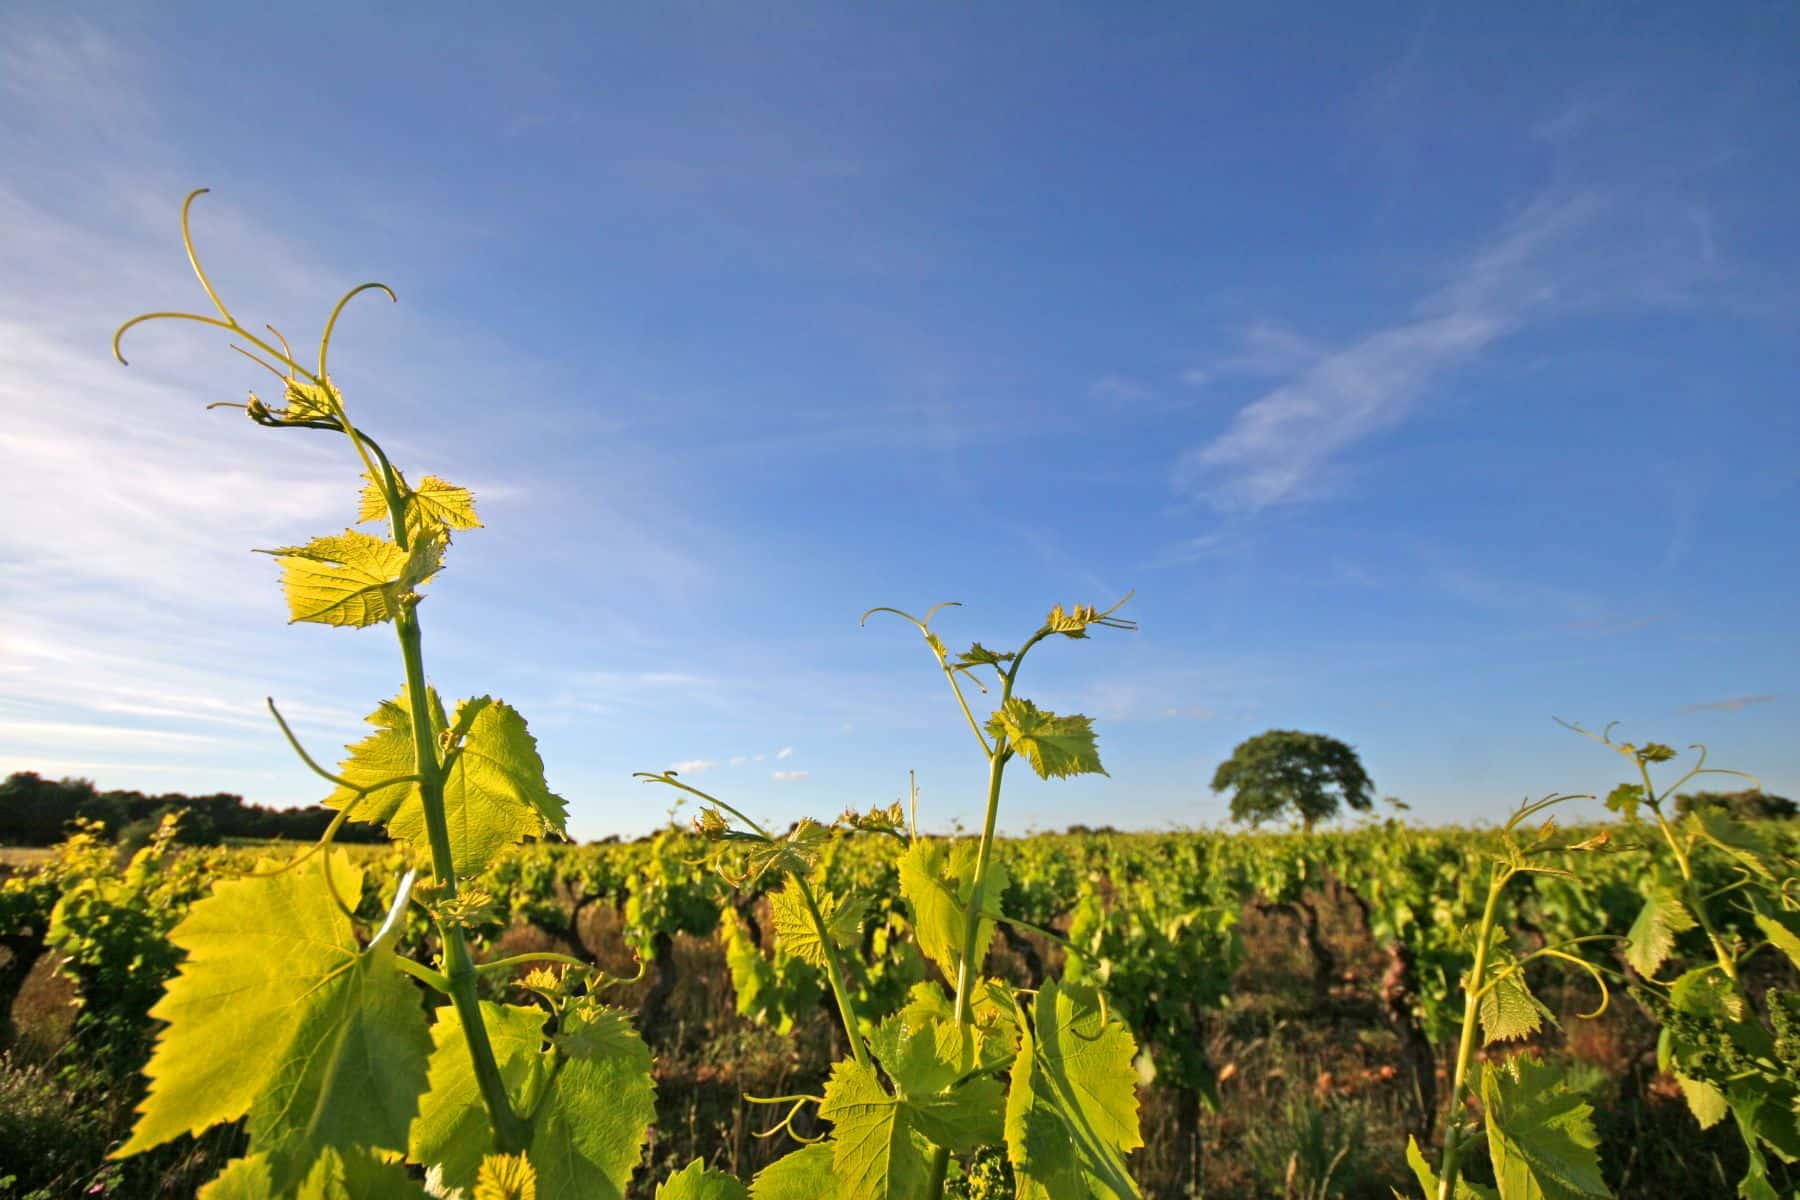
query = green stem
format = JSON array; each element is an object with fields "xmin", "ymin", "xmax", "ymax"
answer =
[
  {"xmin": 395, "ymin": 955, "xmax": 452, "ymax": 992},
  {"xmin": 1437, "ymin": 865, "xmax": 1508, "ymax": 1200},
  {"xmin": 396, "ymin": 609, "xmax": 529, "ymax": 1153},
  {"xmin": 795, "ymin": 873, "xmax": 873, "ymax": 1069},
  {"xmin": 475, "ymin": 951, "xmax": 591, "ymax": 975},
  {"xmin": 1641, "ymin": 763, "xmax": 1738, "ymax": 982}
]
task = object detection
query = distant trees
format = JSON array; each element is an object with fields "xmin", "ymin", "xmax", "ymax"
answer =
[
  {"xmin": 1212, "ymin": 730, "xmax": 1374, "ymax": 832},
  {"xmin": 1673, "ymin": 788, "xmax": 1797, "ymax": 822},
  {"xmin": 0, "ymin": 771, "xmax": 388, "ymax": 846}
]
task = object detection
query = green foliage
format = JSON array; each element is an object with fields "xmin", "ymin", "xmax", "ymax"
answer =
[
  {"xmin": 1672, "ymin": 789, "xmax": 1797, "ymax": 822},
  {"xmin": 119, "ymin": 853, "xmax": 431, "ymax": 1187},
  {"xmin": 984, "ymin": 699, "xmax": 1105, "ymax": 781},
  {"xmin": 1480, "ymin": 1055, "xmax": 1610, "ymax": 1200},
  {"xmin": 1210, "ymin": 730, "xmax": 1374, "ymax": 832},
  {"xmin": 325, "ymin": 690, "xmax": 567, "ymax": 879},
  {"xmin": 261, "ymin": 528, "xmax": 443, "ymax": 628}
]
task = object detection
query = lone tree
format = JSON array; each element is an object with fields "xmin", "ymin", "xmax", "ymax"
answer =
[{"xmin": 1212, "ymin": 729, "xmax": 1374, "ymax": 832}]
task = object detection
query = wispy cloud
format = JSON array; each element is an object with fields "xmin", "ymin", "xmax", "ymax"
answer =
[
  {"xmin": 1680, "ymin": 695, "xmax": 1776, "ymax": 715},
  {"xmin": 771, "ymin": 769, "xmax": 809, "ymax": 782},
  {"xmin": 668, "ymin": 759, "xmax": 717, "ymax": 774},
  {"xmin": 1176, "ymin": 188, "xmax": 1716, "ymax": 510}
]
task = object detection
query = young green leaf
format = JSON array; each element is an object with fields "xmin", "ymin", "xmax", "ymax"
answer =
[
  {"xmin": 769, "ymin": 883, "xmax": 866, "ymax": 970},
  {"xmin": 260, "ymin": 529, "xmax": 442, "ymax": 628},
  {"xmin": 527, "ymin": 1002, "xmax": 657, "ymax": 1200},
  {"xmin": 119, "ymin": 854, "xmax": 431, "ymax": 1180},
  {"xmin": 1480, "ymin": 1055, "xmax": 1610, "ymax": 1200},
  {"xmin": 474, "ymin": 1153, "xmax": 539, "ymax": 1200},
  {"xmin": 1673, "ymin": 1074, "xmax": 1728, "ymax": 1130},
  {"xmin": 866, "ymin": 1014, "xmax": 1005, "ymax": 1152},
  {"xmin": 327, "ymin": 691, "xmax": 567, "ymax": 878},
  {"xmin": 986, "ymin": 698, "xmax": 1106, "ymax": 780},
  {"xmin": 1479, "ymin": 955, "xmax": 1553, "ymax": 1046},
  {"xmin": 1004, "ymin": 981, "xmax": 1143, "ymax": 1200},
  {"xmin": 656, "ymin": 1159, "xmax": 750, "ymax": 1200},
  {"xmin": 1625, "ymin": 886, "xmax": 1696, "ymax": 977},
  {"xmin": 409, "ymin": 1002, "xmax": 552, "ymax": 1192},
  {"xmin": 359, "ymin": 470, "xmax": 482, "ymax": 537},
  {"xmin": 1402, "ymin": 1136, "xmax": 1496, "ymax": 1200},
  {"xmin": 953, "ymin": 643, "xmax": 1016, "ymax": 669},
  {"xmin": 1686, "ymin": 808, "xmax": 1778, "ymax": 880},
  {"xmin": 818, "ymin": 1059, "xmax": 935, "ymax": 1200},
  {"xmin": 201, "ymin": 1147, "xmax": 431, "ymax": 1200},
  {"xmin": 750, "ymin": 1144, "xmax": 841, "ymax": 1200},
  {"xmin": 898, "ymin": 840, "xmax": 1011, "ymax": 981},
  {"xmin": 1753, "ymin": 911, "xmax": 1800, "ymax": 971}
]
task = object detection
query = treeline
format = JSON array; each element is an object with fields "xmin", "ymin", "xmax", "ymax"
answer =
[{"xmin": 0, "ymin": 771, "xmax": 388, "ymax": 847}]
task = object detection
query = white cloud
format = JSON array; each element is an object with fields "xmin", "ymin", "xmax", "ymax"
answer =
[
  {"xmin": 1176, "ymin": 190, "xmax": 1715, "ymax": 510},
  {"xmin": 775, "ymin": 746, "xmax": 794, "ymax": 760},
  {"xmin": 1679, "ymin": 695, "xmax": 1777, "ymax": 715},
  {"xmin": 771, "ymin": 769, "xmax": 809, "ymax": 782},
  {"xmin": 669, "ymin": 759, "xmax": 716, "ymax": 774},
  {"xmin": 728, "ymin": 755, "xmax": 748, "ymax": 766}
]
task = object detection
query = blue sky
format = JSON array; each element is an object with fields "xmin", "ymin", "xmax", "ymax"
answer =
[{"xmin": 1, "ymin": 4, "xmax": 1795, "ymax": 838}]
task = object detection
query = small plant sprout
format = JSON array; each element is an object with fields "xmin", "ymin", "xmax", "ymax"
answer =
[
  {"xmin": 109, "ymin": 192, "xmax": 653, "ymax": 1198},
  {"xmin": 1560, "ymin": 721, "xmax": 1800, "ymax": 1200},
  {"xmin": 639, "ymin": 596, "xmax": 1146, "ymax": 1198},
  {"xmin": 1406, "ymin": 792, "xmax": 1618, "ymax": 1200}
]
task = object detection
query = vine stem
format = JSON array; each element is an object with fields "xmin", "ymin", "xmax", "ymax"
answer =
[
  {"xmin": 1436, "ymin": 864, "xmax": 1509, "ymax": 1200},
  {"xmin": 925, "ymin": 628, "xmax": 1047, "ymax": 1199},
  {"xmin": 396, "ymin": 607, "xmax": 529, "ymax": 1153},
  {"xmin": 1639, "ymin": 761, "xmax": 1738, "ymax": 982},
  {"xmin": 795, "ymin": 873, "xmax": 873, "ymax": 1070}
]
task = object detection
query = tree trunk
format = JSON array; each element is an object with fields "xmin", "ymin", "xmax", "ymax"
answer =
[{"xmin": 1380, "ymin": 938, "xmax": 1438, "ymax": 1137}]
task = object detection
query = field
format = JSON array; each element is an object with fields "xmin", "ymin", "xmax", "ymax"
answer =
[{"xmin": 2, "ymin": 820, "xmax": 1794, "ymax": 1199}]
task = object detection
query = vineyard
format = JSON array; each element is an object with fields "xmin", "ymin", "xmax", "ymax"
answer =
[
  {"xmin": 3, "ymin": 806, "xmax": 1797, "ymax": 1198},
  {"xmin": 0, "ymin": 192, "xmax": 1793, "ymax": 1200}
]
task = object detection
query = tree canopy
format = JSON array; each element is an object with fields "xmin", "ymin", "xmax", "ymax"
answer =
[
  {"xmin": 1210, "ymin": 730, "xmax": 1374, "ymax": 832},
  {"xmin": 1672, "ymin": 788, "xmax": 1796, "ymax": 822}
]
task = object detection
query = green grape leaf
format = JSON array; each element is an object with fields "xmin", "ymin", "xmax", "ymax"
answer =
[
  {"xmin": 740, "ymin": 819, "xmax": 830, "ymax": 888},
  {"xmin": 954, "ymin": 643, "xmax": 1016, "ymax": 668},
  {"xmin": 898, "ymin": 840, "xmax": 1011, "ymax": 982},
  {"xmin": 1480, "ymin": 1055, "xmax": 1609, "ymax": 1200},
  {"xmin": 1004, "ymin": 981, "xmax": 1142, "ymax": 1200},
  {"xmin": 750, "ymin": 1143, "xmax": 841, "ymax": 1199},
  {"xmin": 360, "ymin": 470, "xmax": 483, "ymax": 536},
  {"xmin": 1402, "ymin": 1135, "xmax": 1496, "ymax": 1200},
  {"xmin": 1686, "ymin": 808, "xmax": 1777, "ymax": 880},
  {"xmin": 298, "ymin": 1147, "xmax": 431, "ymax": 1200},
  {"xmin": 119, "ymin": 854, "xmax": 431, "ymax": 1178},
  {"xmin": 1674, "ymin": 1073, "xmax": 1728, "ymax": 1130},
  {"xmin": 1479, "ymin": 958, "xmax": 1553, "ymax": 1046},
  {"xmin": 1728, "ymin": 1083, "xmax": 1787, "ymax": 1200},
  {"xmin": 198, "ymin": 1156, "xmax": 276, "ymax": 1200},
  {"xmin": 200, "ymin": 1148, "xmax": 428, "ymax": 1200},
  {"xmin": 657, "ymin": 1158, "xmax": 750, "ymax": 1200},
  {"xmin": 1754, "ymin": 911, "xmax": 1800, "ymax": 971},
  {"xmin": 528, "ymin": 1002, "xmax": 657, "ymax": 1200},
  {"xmin": 865, "ymin": 1014, "xmax": 1005, "ymax": 1153},
  {"xmin": 327, "ymin": 691, "xmax": 567, "ymax": 879},
  {"xmin": 259, "ymin": 529, "xmax": 442, "ymax": 628},
  {"xmin": 408, "ymin": 1002, "xmax": 551, "ymax": 1192},
  {"xmin": 818, "ymin": 1060, "xmax": 934, "ymax": 1200},
  {"xmin": 769, "ymin": 883, "xmax": 865, "ymax": 970},
  {"xmin": 1670, "ymin": 967, "xmax": 1744, "ymax": 1021},
  {"xmin": 1602, "ymin": 784, "xmax": 1643, "ymax": 820},
  {"xmin": 1626, "ymin": 886, "xmax": 1697, "ymax": 977},
  {"xmin": 986, "ymin": 698, "xmax": 1106, "ymax": 780},
  {"xmin": 254, "ymin": 377, "xmax": 343, "ymax": 423}
]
